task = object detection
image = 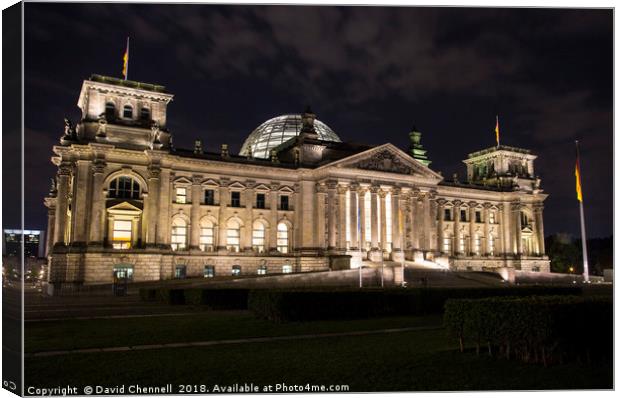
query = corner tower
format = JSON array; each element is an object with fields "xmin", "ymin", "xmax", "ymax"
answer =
[{"xmin": 66, "ymin": 74, "xmax": 174, "ymax": 150}]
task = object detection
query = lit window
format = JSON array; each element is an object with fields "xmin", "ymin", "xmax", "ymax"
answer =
[
  {"xmin": 175, "ymin": 187, "xmax": 187, "ymax": 203},
  {"xmin": 282, "ymin": 263, "xmax": 293, "ymax": 274},
  {"xmin": 489, "ymin": 211, "xmax": 496, "ymax": 224},
  {"xmin": 199, "ymin": 220, "xmax": 214, "ymax": 252},
  {"xmin": 488, "ymin": 236, "xmax": 495, "ymax": 255},
  {"xmin": 277, "ymin": 222, "xmax": 289, "ymax": 253},
  {"xmin": 123, "ymin": 105, "xmax": 133, "ymax": 119},
  {"xmin": 280, "ymin": 195, "xmax": 289, "ymax": 210},
  {"xmin": 204, "ymin": 265, "xmax": 215, "ymax": 278},
  {"xmin": 442, "ymin": 236, "xmax": 452, "ymax": 253},
  {"xmin": 204, "ymin": 189, "xmax": 215, "ymax": 205},
  {"xmin": 171, "ymin": 218, "xmax": 187, "ymax": 251},
  {"xmin": 258, "ymin": 265, "xmax": 267, "ymax": 275},
  {"xmin": 232, "ymin": 265, "xmax": 241, "ymax": 276},
  {"xmin": 231, "ymin": 191, "xmax": 241, "ymax": 207},
  {"xmin": 227, "ymin": 220, "xmax": 241, "ymax": 252},
  {"xmin": 108, "ymin": 177, "xmax": 141, "ymax": 199},
  {"xmin": 112, "ymin": 220, "xmax": 132, "ymax": 249},
  {"xmin": 473, "ymin": 235, "xmax": 481, "ymax": 255},
  {"xmin": 458, "ymin": 236, "xmax": 466, "ymax": 252},
  {"xmin": 252, "ymin": 221, "xmax": 266, "ymax": 253},
  {"xmin": 113, "ymin": 265, "xmax": 133, "ymax": 280}
]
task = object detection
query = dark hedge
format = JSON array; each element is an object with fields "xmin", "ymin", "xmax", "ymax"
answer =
[
  {"xmin": 247, "ymin": 286, "xmax": 583, "ymax": 322},
  {"xmin": 444, "ymin": 295, "xmax": 612, "ymax": 365}
]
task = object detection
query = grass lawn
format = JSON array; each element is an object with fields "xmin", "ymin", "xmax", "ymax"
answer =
[
  {"xmin": 25, "ymin": 328, "xmax": 612, "ymax": 391},
  {"xmin": 25, "ymin": 311, "xmax": 443, "ymax": 353}
]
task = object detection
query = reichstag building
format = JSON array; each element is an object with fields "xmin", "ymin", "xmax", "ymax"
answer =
[{"xmin": 44, "ymin": 75, "xmax": 550, "ymax": 290}]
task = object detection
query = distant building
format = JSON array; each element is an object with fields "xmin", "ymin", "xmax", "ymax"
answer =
[
  {"xmin": 45, "ymin": 75, "xmax": 550, "ymax": 290},
  {"xmin": 3, "ymin": 229, "xmax": 46, "ymax": 258}
]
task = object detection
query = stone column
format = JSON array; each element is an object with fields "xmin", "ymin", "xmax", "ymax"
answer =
[
  {"xmin": 156, "ymin": 169, "xmax": 171, "ymax": 246},
  {"xmin": 483, "ymin": 203, "xmax": 491, "ymax": 255},
  {"xmin": 409, "ymin": 192, "xmax": 419, "ymax": 250},
  {"xmin": 514, "ymin": 203, "xmax": 523, "ymax": 256},
  {"xmin": 498, "ymin": 204, "xmax": 506, "ymax": 256},
  {"xmin": 379, "ymin": 190, "xmax": 387, "ymax": 251},
  {"xmin": 337, "ymin": 184, "xmax": 348, "ymax": 250},
  {"xmin": 391, "ymin": 187, "xmax": 401, "ymax": 251},
  {"xmin": 437, "ymin": 199, "xmax": 445, "ymax": 253},
  {"xmin": 217, "ymin": 179, "xmax": 229, "ymax": 251},
  {"xmin": 327, "ymin": 181, "xmax": 337, "ymax": 250},
  {"xmin": 348, "ymin": 184, "xmax": 358, "ymax": 250},
  {"xmin": 88, "ymin": 161, "xmax": 106, "ymax": 244},
  {"xmin": 269, "ymin": 182, "xmax": 279, "ymax": 253},
  {"xmin": 428, "ymin": 193, "xmax": 438, "ymax": 251},
  {"xmin": 145, "ymin": 165, "xmax": 161, "ymax": 246},
  {"xmin": 315, "ymin": 183, "xmax": 327, "ymax": 250},
  {"xmin": 422, "ymin": 192, "xmax": 432, "ymax": 251},
  {"xmin": 242, "ymin": 182, "xmax": 255, "ymax": 251},
  {"xmin": 453, "ymin": 200, "xmax": 462, "ymax": 255},
  {"xmin": 53, "ymin": 162, "xmax": 72, "ymax": 246},
  {"xmin": 469, "ymin": 202, "xmax": 476, "ymax": 255},
  {"xmin": 72, "ymin": 160, "xmax": 91, "ymax": 244},
  {"xmin": 357, "ymin": 186, "xmax": 367, "ymax": 251},
  {"xmin": 534, "ymin": 203, "xmax": 545, "ymax": 255},
  {"xmin": 44, "ymin": 198, "xmax": 56, "ymax": 256},
  {"xmin": 190, "ymin": 175, "xmax": 202, "ymax": 250},
  {"xmin": 370, "ymin": 185, "xmax": 379, "ymax": 248},
  {"xmin": 503, "ymin": 202, "xmax": 513, "ymax": 256}
]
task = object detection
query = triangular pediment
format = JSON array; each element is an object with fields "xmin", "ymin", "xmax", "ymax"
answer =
[
  {"xmin": 107, "ymin": 201, "xmax": 143, "ymax": 214},
  {"xmin": 254, "ymin": 183, "xmax": 271, "ymax": 192},
  {"xmin": 319, "ymin": 143, "xmax": 443, "ymax": 181},
  {"xmin": 173, "ymin": 176, "xmax": 193, "ymax": 185},
  {"xmin": 228, "ymin": 181, "xmax": 246, "ymax": 190},
  {"xmin": 201, "ymin": 178, "xmax": 220, "ymax": 188}
]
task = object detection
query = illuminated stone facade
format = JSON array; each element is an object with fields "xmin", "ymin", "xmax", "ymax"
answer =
[{"xmin": 45, "ymin": 75, "xmax": 550, "ymax": 289}]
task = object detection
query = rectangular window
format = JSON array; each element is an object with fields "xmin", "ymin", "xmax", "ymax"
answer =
[
  {"xmin": 203, "ymin": 265, "xmax": 215, "ymax": 278},
  {"xmin": 227, "ymin": 228, "xmax": 240, "ymax": 252},
  {"xmin": 175, "ymin": 265, "xmax": 186, "ymax": 279},
  {"xmin": 282, "ymin": 264, "xmax": 293, "ymax": 274},
  {"xmin": 112, "ymin": 220, "xmax": 132, "ymax": 249},
  {"xmin": 232, "ymin": 265, "xmax": 241, "ymax": 276},
  {"xmin": 280, "ymin": 195, "xmax": 289, "ymax": 210},
  {"xmin": 475, "ymin": 211, "xmax": 482, "ymax": 223},
  {"xmin": 489, "ymin": 236, "xmax": 495, "ymax": 255},
  {"xmin": 256, "ymin": 193, "xmax": 265, "ymax": 209},
  {"xmin": 204, "ymin": 189, "xmax": 215, "ymax": 205},
  {"xmin": 230, "ymin": 191, "xmax": 241, "ymax": 207},
  {"xmin": 199, "ymin": 227, "xmax": 214, "ymax": 251},
  {"xmin": 460, "ymin": 209, "xmax": 467, "ymax": 222},
  {"xmin": 473, "ymin": 235, "xmax": 481, "ymax": 255},
  {"xmin": 252, "ymin": 228, "xmax": 265, "ymax": 253},
  {"xmin": 444, "ymin": 208, "xmax": 451, "ymax": 221},
  {"xmin": 442, "ymin": 236, "xmax": 452, "ymax": 253},
  {"xmin": 176, "ymin": 187, "xmax": 187, "ymax": 203},
  {"xmin": 489, "ymin": 211, "xmax": 496, "ymax": 224}
]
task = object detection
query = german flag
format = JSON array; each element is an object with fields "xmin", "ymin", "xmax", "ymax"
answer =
[
  {"xmin": 495, "ymin": 115, "xmax": 500, "ymax": 146},
  {"xmin": 575, "ymin": 151, "xmax": 583, "ymax": 202},
  {"xmin": 122, "ymin": 37, "xmax": 129, "ymax": 80}
]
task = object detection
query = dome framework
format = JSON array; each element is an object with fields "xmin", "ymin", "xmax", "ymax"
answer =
[{"xmin": 239, "ymin": 114, "xmax": 341, "ymax": 159}]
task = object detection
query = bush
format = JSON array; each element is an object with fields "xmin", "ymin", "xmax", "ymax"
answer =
[
  {"xmin": 444, "ymin": 295, "xmax": 612, "ymax": 365},
  {"xmin": 248, "ymin": 286, "xmax": 583, "ymax": 322}
]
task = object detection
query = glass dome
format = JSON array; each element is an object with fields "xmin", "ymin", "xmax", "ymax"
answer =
[{"xmin": 239, "ymin": 114, "xmax": 341, "ymax": 159}]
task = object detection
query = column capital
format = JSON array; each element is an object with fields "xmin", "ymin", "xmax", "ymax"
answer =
[
  {"xmin": 349, "ymin": 182, "xmax": 359, "ymax": 191},
  {"xmin": 356, "ymin": 185, "xmax": 367, "ymax": 195},
  {"xmin": 148, "ymin": 165, "xmax": 161, "ymax": 179},
  {"xmin": 452, "ymin": 199, "xmax": 462, "ymax": 207},
  {"xmin": 369, "ymin": 185, "xmax": 380, "ymax": 194},
  {"xmin": 57, "ymin": 162, "xmax": 73, "ymax": 176},
  {"xmin": 436, "ymin": 198, "xmax": 447, "ymax": 206},
  {"xmin": 326, "ymin": 180, "xmax": 338, "ymax": 190},
  {"xmin": 533, "ymin": 202, "xmax": 545, "ymax": 211},
  {"xmin": 270, "ymin": 181, "xmax": 280, "ymax": 191},
  {"xmin": 378, "ymin": 189, "xmax": 387, "ymax": 198},
  {"xmin": 337, "ymin": 184, "xmax": 349, "ymax": 195},
  {"xmin": 192, "ymin": 174, "xmax": 203, "ymax": 185},
  {"xmin": 244, "ymin": 179, "xmax": 256, "ymax": 189},
  {"xmin": 467, "ymin": 201, "xmax": 477, "ymax": 208},
  {"xmin": 316, "ymin": 182, "xmax": 327, "ymax": 194},
  {"xmin": 391, "ymin": 186, "xmax": 402, "ymax": 196},
  {"xmin": 91, "ymin": 160, "xmax": 106, "ymax": 174},
  {"xmin": 482, "ymin": 202, "xmax": 493, "ymax": 209}
]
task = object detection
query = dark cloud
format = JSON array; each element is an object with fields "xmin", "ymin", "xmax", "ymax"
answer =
[{"xmin": 20, "ymin": 3, "xmax": 612, "ymax": 238}]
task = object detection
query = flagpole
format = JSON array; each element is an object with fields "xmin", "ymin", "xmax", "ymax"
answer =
[{"xmin": 575, "ymin": 140, "xmax": 589, "ymax": 282}]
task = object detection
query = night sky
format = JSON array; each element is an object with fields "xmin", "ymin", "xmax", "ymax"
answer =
[{"xmin": 19, "ymin": 3, "xmax": 612, "ymax": 238}]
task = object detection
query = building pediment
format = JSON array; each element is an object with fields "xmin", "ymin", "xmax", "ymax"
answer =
[
  {"xmin": 319, "ymin": 143, "xmax": 443, "ymax": 181},
  {"xmin": 106, "ymin": 201, "xmax": 143, "ymax": 215}
]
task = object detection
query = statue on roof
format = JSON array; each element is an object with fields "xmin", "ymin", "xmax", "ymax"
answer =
[{"xmin": 408, "ymin": 125, "xmax": 431, "ymax": 166}]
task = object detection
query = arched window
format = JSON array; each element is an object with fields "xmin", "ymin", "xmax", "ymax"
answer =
[
  {"xmin": 199, "ymin": 219, "xmax": 215, "ymax": 252},
  {"xmin": 232, "ymin": 265, "xmax": 241, "ymax": 276},
  {"xmin": 123, "ymin": 104, "xmax": 133, "ymax": 119},
  {"xmin": 277, "ymin": 222, "xmax": 289, "ymax": 253},
  {"xmin": 140, "ymin": 107, "xmax": 150, "ymax": 121},
  {"xmin": 227, "ymin": 219, "xmax": 241, "ymax": 252},
  {"xmin": 252, "ymin": 221, "xmax": 266, "ymax": 253},
  {"xmin": 257, "ymin": 265, "xmax": 267, "ymax": 275},
  {"xmin": 203, "ymin": 265, "xmax": 215, "ymax": 278},
  {"xmin": 105, "ymin": 102, "xmax": 116, "ymax": 120},
  {"xmin": 171, "ymin": 218, "xmax": 188, "ymax": 251},
  {"xmin": 108, "ymin": 176, "xmax": 141, "ymax": 199}
]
